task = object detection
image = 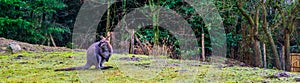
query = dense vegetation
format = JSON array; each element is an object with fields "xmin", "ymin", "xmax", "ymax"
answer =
[
  {"xmin": 0, "ymin": 0, "xmax": 81, "ymax": 46},
  {"xmin": 1, "ymin": 0, "xmax": 300, "ymax": 71}
]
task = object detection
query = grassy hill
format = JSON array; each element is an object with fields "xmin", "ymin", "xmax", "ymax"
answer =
[{"xmin": 1, "ymin": 52, "xmax": 300, "ymax": 82}]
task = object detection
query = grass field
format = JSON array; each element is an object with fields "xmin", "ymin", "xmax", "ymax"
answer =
[{"xmin": 1, "ymin": 52, "xmax": 299, "ymax": 82}]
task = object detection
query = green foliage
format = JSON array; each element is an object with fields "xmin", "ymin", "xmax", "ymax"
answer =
[
  {"xmin": 0, "ymin": 0, "xmax": 67, "ymax": 44},
  {"xmin": 136, "ymin": 27, "xmax": 177, "ymax": 45},
  {"xmin": 66, "ymin": 42, "xmax": 75, "ymax": 49}
]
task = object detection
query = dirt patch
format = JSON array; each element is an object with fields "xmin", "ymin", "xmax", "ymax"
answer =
[
  {"xmin": 266, "ymin": 72, "xmax": 295, "ymax": 78},
  {"xmin": 119, "ymin": 56, "xmax": 140, "ymax": 61},
  {"xmin": 225, "ymin": 58, "xmax": 250, "ymax": 67},
  {"xmin": 0, "ymin": 37, "xmax": 72, "ymax": 52}
]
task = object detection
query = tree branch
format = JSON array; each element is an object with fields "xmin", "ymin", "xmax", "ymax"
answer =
[
  {"xmin": 288, "ymin": 0, "xmax": 300, "ymax": 33},
  {"xmin": 255, "ymin": 4, "xmax": 260, "ymax": 27},
  {"xmin": 236, "ymin": 0, "xmax": 255, "ymax": 25}
]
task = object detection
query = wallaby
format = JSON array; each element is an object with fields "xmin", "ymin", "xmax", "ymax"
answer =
[{"xmin": 55, "ymin": 36, "xmax": 113, "ymax": 71}]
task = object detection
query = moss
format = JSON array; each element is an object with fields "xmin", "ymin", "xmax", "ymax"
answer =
[{"xmin": 1, "ymin": 52, "xmax": 300, "ymax": 82}]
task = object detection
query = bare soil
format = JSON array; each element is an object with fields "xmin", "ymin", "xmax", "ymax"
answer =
[{"xmin": 0, "ymin": 37, "xmax": 72, "ymax": 52}]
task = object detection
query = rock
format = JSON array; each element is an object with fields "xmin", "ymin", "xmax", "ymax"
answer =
[
  {"xmin": 227, "ymin": 64, "xmax": 234, "ymax": 67},
  {"xmin": 0, "ymin": 37, "xmax": 72, "ymax": 52},
  {"xmin": 14, "ymin": 57, "xmax": 21, "ymax": 59},
  {"xmin": 239, "ymin": 63, "xmax": 246, "ymax": 66},
  {"xmin": 295, "ymin": 77, "xmax": 300, "ymax": 82},
  {"xmin": 17, "ymin": 55, "xmax": 23, "ymax": 57},
  {"xmin": 120, "ymin": 56, "xmax": 140, "ymax": 61},
  {"xmin": 130, "ymin": 56, "xmax": 139, "ymax": 61},
  {"xmin": 168, "ymin": 64, "xmax": 180, "ymax": 67},
  {"xmin": 189, "ymin": 63, "xmax": 201, "ymax": 67},
  {"xmin": 275, "ymin": 72, "xmax": 293, "ymax": 77},
  {"xmin": 0, "ymin": 48, "xmax": 4, "ymax": 52},
  {"xmin": 73, "ymin": 49, "xmax": 85, "ymax": 52},
  {"xmin": 67, "ymin": 56, "xmax": 75, "ymax": 58},
  {"xmin": 214, "ymin": 64, "xmax": 226, "ymax": 68},
  {"xmin": 8, "ymin": 42, "xmax": 21, "ymax": 53},
  {"xmin": 19, "ymin": 62, "xmax": 28, "ymax": 64},
  {"xmin": 253, "ymin": 68, "xmax": 258, "ymax": 70},
  {"xmin": 175, "ymin": 70, "xmax": 187, "ymax": 72},
  {"xmin": 14, "ymin": 55, "xmax": 24, "ymax": 59},
  {"xmin": 269, "ymin": 72, "xmax": 294, "ymax": 78},
  {"xmin": 262, "ymin": 81, "xmax": 268, "ymax": 83}
]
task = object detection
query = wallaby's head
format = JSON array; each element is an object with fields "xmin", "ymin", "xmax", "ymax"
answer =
[
  {"xmin": 99, "ymin": 41, "xmax": 111, "ymax": 61},
  {"xmin": 99, "ymin": 35, "xmax": 110, "ymax": 41},
  {"xmin": 99, "ymin": 36, "xmax": 105, "ymax": 40}
]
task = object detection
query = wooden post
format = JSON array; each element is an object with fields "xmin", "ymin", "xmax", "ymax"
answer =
[
  {"xmin": 263, "ymin": 43, "xmax": 266, "ymax": 68},
  {"xmin": 129, "ymin": 32, "xmax": 135, "ymax": 54},
  {"xmin": 202, "ymin": 33, "xmax": 205, "ymax": 61},
  {"xmin": 282, "ymin": 46, "xmax": 285, "ymax": 70}
]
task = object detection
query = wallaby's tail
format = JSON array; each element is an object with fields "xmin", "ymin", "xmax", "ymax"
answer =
[{"xmin": 55, "ymin": 64, "xmax": 90, "ymax": 71}]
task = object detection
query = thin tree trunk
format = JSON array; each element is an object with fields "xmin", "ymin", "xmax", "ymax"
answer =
[
  {"xmin": 202, "ymin": 33, "xmax": 205, "ymax": 61},
  {"xmin": 282, "ymin": 46, "xmax": 285, "ymax": 70},
  {"xmin": 281, "ymin": 0, "xmax": 300, "ymax": 71},
  {"xmin": 129, "ymin": 33, "xmax": 135, "ymax": 54},
  {"xmin": 253, "ymin": 37, "xmax": 262, "ymax": 67},
  {"xmin": 253, "ymin": 3, "xmax": 262, "ymax": 67},
  {"xmin": 235, "ymin": 16, "xmax": 242, "ymax": 59},
  {"xmin": 284, "ymin": 33, "xmax": 291, "ymax": 71},
  {"xmin": 263, "ymin": 43, "xmax": 266, "ymax": 68},
  {"xmin": 49, "ymin": 34, "xmax": 56, "ymax": 47},
  {"xmin": 285, "ymin": 9, "xmax": 299, "ymax": 71},
  {"xmin": 261, "ymin": 4, "xmax": 281, "ymax": 69}
]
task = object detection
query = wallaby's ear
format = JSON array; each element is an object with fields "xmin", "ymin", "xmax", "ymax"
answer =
[
  {"xmin": 106, "ymin": 36, "xmax": 111, "ymax": 40},
  {"xmin": 106, "ymin": 32, "xmax": 112, "ymax": 41}
]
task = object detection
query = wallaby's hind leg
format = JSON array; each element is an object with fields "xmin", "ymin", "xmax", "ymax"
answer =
[{"xmin": 96, "ymin": 55, "xmax": 108, "ymax": 69}]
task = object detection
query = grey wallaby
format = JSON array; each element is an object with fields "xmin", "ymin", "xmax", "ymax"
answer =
[{"xmin": 55, "ymin": 36, "xmax": 113, "ymax": 71}]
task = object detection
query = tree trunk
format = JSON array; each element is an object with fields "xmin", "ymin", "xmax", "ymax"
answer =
[
  {"xmin": 281, "ymin": 0, "xmax": 300, "ymax": 71},
  {"xmin": 49, "ymin": 34, "xmax": 56, "ymax": 47},
  {"xmin": 253, "ymin": 38, "xmax": 262, "ymax": 67},
  {"xmin": 284, "ymin": 33, "xmax": 291, "ymax": 71},
  {"xmin": 263, "ymin": 43, "xmax": 267, "ymax": 68},
  {"xmin": 262, "ymin": 26, "xmax": 280, "ymax": 69},
  {"xmin": 202, "ymin": 33, "xmax": 205, "ymax": 61},
  {"xmin": 235, "ymin": 16, "xmax": 242, "ymax": 59},
  {"xmin": 129, "ymin": 33, "xmax": 135, "ymax": 54},
  {"xmin": 261, "ymin": 4, "xmax": 281, "ymax": 69},
  {"xmin": 251, "ymin": 25, "xmax": 262, "ymax": 67},
  {"xmin": 282, "ymin": 46, "xmax": 285, "ymax": 70},
  {"xmin": 269, "ymin": 34, "xmax": 281, "ymax": 69},
  {"xmin": 236, "ymin": 1, "xmax": 262, "ymax": 67}
]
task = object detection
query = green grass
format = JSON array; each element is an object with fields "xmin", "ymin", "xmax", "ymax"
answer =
[{"xmin": 0, "ymin": 52, "xmax": 300, "ymax": 82}]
